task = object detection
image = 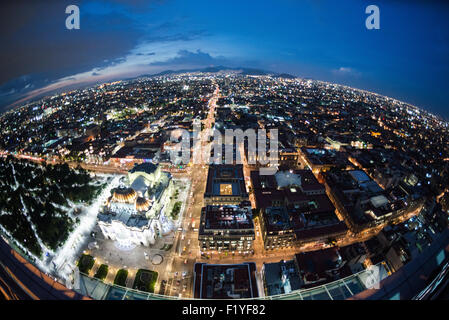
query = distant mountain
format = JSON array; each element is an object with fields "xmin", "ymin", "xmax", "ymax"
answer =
[
  {"xmin": 272, "ymin": 73, "xmax": 297, "ymax": 79},
  {"xmin": 135, "ymin": 66, "xmax": 297, "ymax": 79}
]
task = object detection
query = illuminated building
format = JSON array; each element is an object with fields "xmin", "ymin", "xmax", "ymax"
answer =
[
  {"xmin": 298, "ymin": 147, "xmax": 353, "ymax": 173},
  {"xmin": 259, "ymin": 206, "xmax": 295, "ymax": 249},
  {"xmin": 97, "ymin": 163, "xmax": 174, "ymax": 248},
  {"xmin": 204, "ymin": 165, "xmax": 249, "ymax": 205},
  {"xmin": 251, "ymin": 169, "xmax": 347, "ymax": 249},
  {"xmin": 198, "ymin": 204, "xmax": 255, "ymax": 254}
]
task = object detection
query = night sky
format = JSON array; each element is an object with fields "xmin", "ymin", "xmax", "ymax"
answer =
[{"xmin": 1, "ymin": 0, "xmax": 448, "ymax": 119}]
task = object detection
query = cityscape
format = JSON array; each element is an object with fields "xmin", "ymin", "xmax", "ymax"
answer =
[
  {"xmin": 1, "ymin": 73, "xmax": 448, "ymax": 300},
  {"xmin": 1, "ymin": 0, "xmax": 449, "ymax": 306}
]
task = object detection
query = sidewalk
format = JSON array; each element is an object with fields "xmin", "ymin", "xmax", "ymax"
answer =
[{"xmin": 126, "ymin": 272, "xmax": 136, "ymax": 288}]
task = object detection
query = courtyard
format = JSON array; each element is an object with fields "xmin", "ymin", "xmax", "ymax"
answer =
[{"xmin": 83, "ymin": 224, "xmax": 176, "ymax": 288}]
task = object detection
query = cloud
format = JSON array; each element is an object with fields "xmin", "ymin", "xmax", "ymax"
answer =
[
  {"xmin": 334, "ymin": 67, "xmax": 353, "ymax": 74},
  {"xmin": 2, "ymin": 44, "xmax": 239, "ymax": 111},
  {"xmin": 0, "ymin": 0, "xmax": 187, "ymax": 87},
  {"xmin": 0, "ymin": 1, "xmax": 225, "ymax": 112},
  {"xmin": 135, "ymin": 52, "xmax": 156, "ymax": 56},
  {"xmin": 150, "ymin": 49, "xmax": 229, "ymax": 67},
  {"xmin": 332, "ymin": 67, "xmax": 361, "ymax": 77},
  {"xmin": 0, "ymin": 1, "xmax": 147, "ymax": 86}
]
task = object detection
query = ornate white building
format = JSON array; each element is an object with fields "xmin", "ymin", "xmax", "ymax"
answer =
[{"xmin": 97, "ymin": 163, "xmax": 174, "ymax": 248}]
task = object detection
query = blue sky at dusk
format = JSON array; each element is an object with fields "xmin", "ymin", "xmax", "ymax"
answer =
[{"xmin": 1, "ymin": 0, "xmax": 448, "ymax": 119}]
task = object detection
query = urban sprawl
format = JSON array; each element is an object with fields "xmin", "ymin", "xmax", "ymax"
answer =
[{"xmin": 1, "ymin": 73, "xmax": 449, "ymax": 299}]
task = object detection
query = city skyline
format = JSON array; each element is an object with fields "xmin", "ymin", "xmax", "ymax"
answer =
[
  {"xmin": 1, "ymin": 72, "xmax": 448, "ymax": 300},
  {"xmin": 1, "ymin": 0, "xmax": 449, "ymax": 119},
  {"xmin": 1, "ymin": 1, "xmax": 449, "ymax": 303}
]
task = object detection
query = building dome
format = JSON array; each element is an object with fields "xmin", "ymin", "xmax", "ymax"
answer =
[
  {"xmin": 111, "ymin": 187, "xmax": 137, "ymax": 203},
  {"xmin": 135, "ymin": 196, "xmax": 151, "ymax": 212}
]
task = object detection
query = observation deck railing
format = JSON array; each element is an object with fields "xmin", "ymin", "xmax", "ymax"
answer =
[{"xmin": 76, "ymin": 262, "xmax": 388, "ymax": 300}]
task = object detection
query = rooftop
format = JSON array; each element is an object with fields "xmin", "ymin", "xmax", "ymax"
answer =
[
  {"xmin": 98, "ymin": 203, "xmax": 149, "ymax": 229},
  {"xmin": 263, "ymin": 207, "xmax": 293, "ymax": 232},
  {"xmin": 301, "ymin": 147, "xmax": 352, "ymax": 168},
  {"xmin": 200, "ymin": 205, "xmax": 254, "ymax": 233},
  {"xmin": 295, "ymin": 247, "xmax": 344, "ymax": 286},
  {"xmin": 205, "ymin": 164, "xmax": 248, "ymax": 198},
  {"xmin": 263, "ymin": 260, "xmax": 302, "ymax": 295},
  {"xmin": 129, "ymin": 162, "xmax": 158, "ymax": 175},
  {"xmin": 193, "ymin": 263, "xmax": 258, "ymax": 299}
]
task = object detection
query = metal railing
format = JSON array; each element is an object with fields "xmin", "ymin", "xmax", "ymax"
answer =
[
  {"xmin": 3, "ymin": 223, "xmax": 449, "ymax": 300},
  {"xmin": 75, "ymin": 262, "xmax": 388, "ymax": 300},
  {"xmin": 75, "ymin": 225, "xmax": 449, "ymax": 300}
]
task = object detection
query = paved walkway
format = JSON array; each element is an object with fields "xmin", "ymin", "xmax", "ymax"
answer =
[{"xmin": 82, "ymin": 226, "xmax": 176, "ymax": 288}]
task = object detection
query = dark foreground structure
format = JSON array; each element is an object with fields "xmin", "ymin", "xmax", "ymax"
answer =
[
  {"xmin": 1, "ymin": 227, "xmax": 449, "ymax": 300},
  {"xmin": 193, "ymin": 262, "xmax": 258, "ymax": 299},
  {"xmin": 0, "ymin": 236, "xmax": 88, "ymax": 300}
]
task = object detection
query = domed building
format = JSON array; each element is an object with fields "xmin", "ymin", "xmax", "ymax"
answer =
[
  {"xmin": 128, "ymin": 162, "xmax": 162, "ymax": 190},
  {"xmin": 135, "ymin": 196, "xmax": 152, "ymax": 212},
  {"xmin": 111, "ymin": 187, "xmax": 137, "ymax": 203},
  {"xmin": 97, "ymin": 163, "xmax": 176, "ymax": 248}
]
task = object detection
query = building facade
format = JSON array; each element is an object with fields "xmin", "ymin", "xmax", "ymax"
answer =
[
  {"xmin": 199, "ymin": 204, "xmax": 255, "ymax": 254},
  {"xmin": 97, "ymin": 163, "xmax": 175, "ymax": 248}
]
